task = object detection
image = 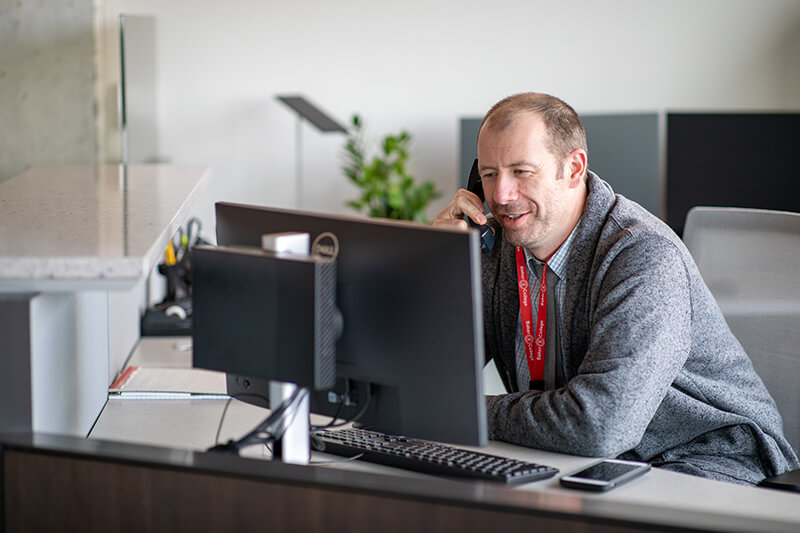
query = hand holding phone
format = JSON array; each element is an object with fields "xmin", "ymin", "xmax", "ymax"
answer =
[{"xmin": 559, "ymin": 459, "xmax": 651, "ymax": 492}]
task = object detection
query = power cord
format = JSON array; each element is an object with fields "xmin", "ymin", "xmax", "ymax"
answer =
[
  {"xmin": 308, "ymin": 453, "xmax": 364, "ymax": 465},
  {"xmin": 208, "ymin": 387, "xmax": 306, "ymax": 454},
  {"xmin": 311, "ymin": 382, "xmax": 372, "ymax": 431},
  {"xmin": 213, "ymin": 390, "xmax": 271, "ymax": 447},
  {"xmin": 210, "ymin": 382, "xmax": 373, "ymax": 461}
]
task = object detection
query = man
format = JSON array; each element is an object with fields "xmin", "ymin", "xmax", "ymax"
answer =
[{"xmin": 435, "ymin": 92, "xmax": 799, "ymax": 485}]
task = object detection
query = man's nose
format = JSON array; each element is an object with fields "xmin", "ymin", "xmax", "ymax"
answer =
[{"xmin": 492, "ymin": 172, "xmax": 518, "ymax": 205}]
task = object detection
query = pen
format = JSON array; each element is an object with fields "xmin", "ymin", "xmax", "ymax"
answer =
[{"xmin": 165, "ymin": 240, "xmax": 177, "ymax": 266}]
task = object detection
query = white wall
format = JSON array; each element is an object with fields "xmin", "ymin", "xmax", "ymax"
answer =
[{"xmin": 114, "ymin": 0, "xmax": 800, "ymax": 229}]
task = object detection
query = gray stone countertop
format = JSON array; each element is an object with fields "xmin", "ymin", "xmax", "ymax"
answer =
[{"xmin": 0, "ymin": 164, "xmax": 210, "ymax": 290}]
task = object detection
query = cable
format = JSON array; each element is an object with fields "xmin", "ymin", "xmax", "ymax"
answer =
[
  {"xmin": 213, "ymin": 390, "xmax": 271, "ymax": 447},
  {"xmin": 214, "ymin": 396, "xmax": 235, "ymax": 446},
  {"xmin": 311, "ymin": 390, "xmax": 348, "ymax": 431},
  {"xmin": 269, "ymin": 388, "xmax": 309, "ymax": 442},
  {"xmin": 309, "ymin": 453, "xmax": 364, "ymax": 465},
  {"xmin": 211, "ymin": 382, "xmax": 372, "ymax": 459},
  {"xmin": 239, "ymin": 386, "xmax": 304, "ymax": 448},
  {"xmin": 230, "ymin": 391, "xmax": 271, "ymax": 408},
  {"xmin": 207, "ymin": 386, "xmax": 304, "ymax": 454},
  {"xmin": 311, "ymin": 382, "xmax": 372, "ymax": 431},
  {"xmin": 324, "ymin": 382, "xmax": 372, "ymax": 428}
]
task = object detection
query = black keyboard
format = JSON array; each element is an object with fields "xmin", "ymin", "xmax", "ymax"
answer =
[{"xmin": 314, "ymin": 427, "xmax": 558, "ymax": 484}]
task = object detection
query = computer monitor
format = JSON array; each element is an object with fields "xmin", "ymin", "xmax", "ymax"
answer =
[{"xmin": 199, "ymin": 202, "xmax": 487, "ymax": 446}]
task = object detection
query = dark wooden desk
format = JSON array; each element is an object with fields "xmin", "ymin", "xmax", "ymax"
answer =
[{"xmin": 2, "ymin": 431, "xmax": 799, "ymax": 533}]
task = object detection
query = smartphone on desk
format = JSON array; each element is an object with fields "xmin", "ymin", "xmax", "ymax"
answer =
[{"xmin": 560, "ymin": 459, "xmax": 651, "ymax": 492}]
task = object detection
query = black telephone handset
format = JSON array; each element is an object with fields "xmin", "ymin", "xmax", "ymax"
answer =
[{"xmin": 466, "ymin": 158, "xmax": 496, "ymax": 253}]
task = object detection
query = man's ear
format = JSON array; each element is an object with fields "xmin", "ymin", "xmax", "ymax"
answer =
[{"xmin": 566, "ymin": 149, "xmax": 588, "ymax": 188}]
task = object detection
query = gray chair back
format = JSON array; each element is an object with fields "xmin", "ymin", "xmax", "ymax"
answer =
[{"xmin": 683, "ymin": 206, "xmax": 800, "ymax": 455}]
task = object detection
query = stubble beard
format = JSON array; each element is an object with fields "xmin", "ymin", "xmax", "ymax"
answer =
[
  {"xmin": 499, "ymin": 210, "xmax": 549, "ymax": 250},
  {"xmin": 504, "ymin": 223, "xmax": 544, "ymax": 249}
]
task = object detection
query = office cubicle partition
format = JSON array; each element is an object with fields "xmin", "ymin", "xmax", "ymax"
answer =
[{"xmin": 666, "ymin": 113, "xmax": 800, "ymax": 236}]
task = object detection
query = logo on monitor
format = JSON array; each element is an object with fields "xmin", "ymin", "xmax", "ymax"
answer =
[{"xmin": 312, "ymin": 232, "xmax": 339, "ymax": 260}]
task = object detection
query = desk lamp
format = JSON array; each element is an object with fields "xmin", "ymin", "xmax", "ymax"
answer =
[{"xmin": 276, "ymin": 95, "xmax": 347, "ymax": 209}]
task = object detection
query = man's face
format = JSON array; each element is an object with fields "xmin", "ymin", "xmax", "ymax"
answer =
[{"xmin": 477, "ymin": 112, "xmax": 580, "ymax": 259}]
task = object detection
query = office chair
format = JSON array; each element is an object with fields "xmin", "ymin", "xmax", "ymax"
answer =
[{"xmin": 683, "ymin": 207, "xmax": 800, "ymax": 460}]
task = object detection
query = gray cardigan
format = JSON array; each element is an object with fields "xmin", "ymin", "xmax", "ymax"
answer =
[{"xmin": 483, "ymin": 172, "xmax": 799, "ymax": 484}]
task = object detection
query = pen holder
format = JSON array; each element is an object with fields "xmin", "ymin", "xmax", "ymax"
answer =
[{"xmin": 158, "ymin": 263, "xmax": 178, "ymax": 302}]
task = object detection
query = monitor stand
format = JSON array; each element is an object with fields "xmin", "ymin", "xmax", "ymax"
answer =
[{"xmin": 270, "ymin": 381, "xmax": 310, "ymax": 465}]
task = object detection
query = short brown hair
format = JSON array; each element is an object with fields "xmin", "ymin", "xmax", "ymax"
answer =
[{"xmin": 479, "ymin": 92, "xmax": 588, "ymax": 165}]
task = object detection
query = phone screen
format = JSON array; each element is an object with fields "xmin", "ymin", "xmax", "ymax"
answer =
[
  {"xmin": 560, "ymin": 460, "xmax": 650, "ymax": 491},
  {"xmin": 573, "ymin": 461, "xmax": 642, "ymax": 481}
]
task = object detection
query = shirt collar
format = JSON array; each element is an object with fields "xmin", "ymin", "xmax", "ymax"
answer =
[{"xmin": 523, "ymin": 218, "xmax": 581, "ymax": 281}]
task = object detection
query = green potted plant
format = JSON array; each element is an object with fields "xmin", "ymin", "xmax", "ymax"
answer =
[{"xmin": 343, "ymin": 115, "xmax": 440, "ymax": 222}]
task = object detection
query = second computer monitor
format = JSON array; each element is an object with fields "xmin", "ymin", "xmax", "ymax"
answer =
[{"xmin": 213, "ymin": 202, "xmax": 488, "ymax": 446}]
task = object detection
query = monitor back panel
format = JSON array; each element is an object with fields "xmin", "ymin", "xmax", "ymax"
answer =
[{"xmin": 215, "ymin": 203, "xmax": 487, "ymax": 445}]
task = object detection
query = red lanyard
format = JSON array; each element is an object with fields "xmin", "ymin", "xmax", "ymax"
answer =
[{"xmin": 515, "ymin": 246, "xmax": 547, "ymax": 383}]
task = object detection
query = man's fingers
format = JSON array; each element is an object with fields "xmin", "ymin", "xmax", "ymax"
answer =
[
  {"xmin": 435, "ymin": 218, "xmax": 470, "ymax": 231},
  {"xmin": 460, "ymin": 200, "xmax": 488, "ymax": 226},
  {"xmin": 434, "ymin": 189, "xmax": 488, "ymax": 227}
]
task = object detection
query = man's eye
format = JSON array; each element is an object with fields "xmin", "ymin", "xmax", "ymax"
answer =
[
  {"xmin": 481, "ymin": 173, "xmax": 497, "ymax": 180},
  {"xmin": 514, "ymin": 169, "xmax": 532, "ymax": 176}
]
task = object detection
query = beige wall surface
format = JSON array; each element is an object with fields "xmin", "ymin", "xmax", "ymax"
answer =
[{"xmin": 0, "ymin": 0, "xmax": 98, "ymax": 183}]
